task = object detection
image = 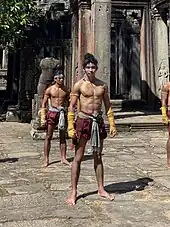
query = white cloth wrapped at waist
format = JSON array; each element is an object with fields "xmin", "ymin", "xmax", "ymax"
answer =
[
  {"xmin": 78, "ymin": 111, "xmax": 103, "ymax": 152},
  {"xmin": 49, "ymin": 106, "xmax": 65, "ymax": 130}
]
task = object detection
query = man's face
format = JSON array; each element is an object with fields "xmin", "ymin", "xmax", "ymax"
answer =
[
  {"xmin": 54, "ymin": 74, "xmax": 64, "ymax": 85},
  {"xmin": 84, "ymin": 62, "xmax": 97, "ymax": 79}
]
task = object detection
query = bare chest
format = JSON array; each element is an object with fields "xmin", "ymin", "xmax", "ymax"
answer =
[
  {"xmin": 80, "ymin": 83, "xmax": 105, "ymax": 97},
  {"xmin": 50, "ymin": 88, "xmax": 67, "ymax": 99}
]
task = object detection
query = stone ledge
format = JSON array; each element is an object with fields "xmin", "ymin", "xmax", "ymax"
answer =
[{"xmin": 30, "ymin": 128, "xmax": 59, "ymax": 140}]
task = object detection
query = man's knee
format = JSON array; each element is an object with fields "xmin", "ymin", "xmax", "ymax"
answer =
[{"xmin": 46, "ymin": 133, "xmax": 53, "ymax": 140}]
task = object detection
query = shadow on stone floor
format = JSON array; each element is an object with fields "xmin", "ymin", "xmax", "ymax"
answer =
[
  {"xmin": 48, "ymin": 154, "xmax": 96, "ymax": 166},
  {"xmin": 0, "ymin": 157, "xmax": 19, "ymax": 163},
  {"xmin": 77, "ymin": 177, "xmax": 154, "ymax": 201}
]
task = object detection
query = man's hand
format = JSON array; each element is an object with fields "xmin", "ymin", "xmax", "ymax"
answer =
[
  {"xmin": 67, "ymin": 112, "xmax": 76, "ymax": 138},
  {"xmin": 39, "ymin": 108, "xmax": 47, "ymax": 127},
  {"xmin": 109, "ymin": 126, "xmax": 117, "ymax": 138},
  {"xmin": 161, "ymin": 106, "xmax": 169, "ymax": 125},
  {"xmin": 107, "ymin": 107, "xmax": 117, "ymax": 138},
  {"xmin": 68, "ymin": 127, "xmax": 76, "ymax": 138}
]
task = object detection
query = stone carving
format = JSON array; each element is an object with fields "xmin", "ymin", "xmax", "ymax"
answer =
[
  {"xmin": 31, "ymin": 57, "xmax": 61, "ymax": 134},
  {"xmin": 151, "ymin": 7, "xmax": 160, "ymax": 19},
  {"xmin": 158, "ymin": 60, "xmax": 169, "ymax": 92},
  {"xmin": 37, "ymin": 57, "xmax": 61, "ymax": 96}
]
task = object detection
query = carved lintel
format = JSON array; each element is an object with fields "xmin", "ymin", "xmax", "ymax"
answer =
[
  {"xmin": 151, "ymin": 7, "xmax": 161, "ymax": 19},
  {"xmin": 78, "ymin": 0, "xmax": 91, "ymax": 9}
]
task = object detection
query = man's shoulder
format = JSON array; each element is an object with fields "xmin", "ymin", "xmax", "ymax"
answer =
[
  {"xmin": 46, "ymin": 85, "xmax": 53, "ymax": 92},
  {"xmin": 74, "ymin": 79, "xmax": 84, "ymax": 87},
  {"xmin": 95, "ymin": 78, "xmax": 107, "ymax": 87},
  {"xmin": 163, "ymin": 82, "xmax": 170, "ymax": 90}
]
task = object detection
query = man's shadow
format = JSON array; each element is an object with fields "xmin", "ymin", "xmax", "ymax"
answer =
[
  {"xmin": 0, "ymin": 158, "xmax": 19, "ymax": 163},
  {"xmin": 77, "ymin": 177, "xmax": 153, "ymax": 201}
]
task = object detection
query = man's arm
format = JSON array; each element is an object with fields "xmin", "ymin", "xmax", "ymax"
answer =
[
  {"xmin": 161, "ymin": 84, "xmax": 168, "ymax": 107},
  {"xmin": 67, "ymin": 82, "xmax": 80, "ymax": 138},
  {"xmin": 161, "ymin": 84, "xmax": 169, "ymax": 125},
  {"xmin": 64, "ymin": 88, "xmax": 70, "ymax": 108},
  {"xmin": 42, "ymin": 87, "xmax": 51, "ymax": 108},
  {"xmin": 40, "ymin": 87, "xmax": 50, "ymax": 127},
  {"xmin": 103, "ymin": 85, "xmax": 111, "ymax": 112},
  {"xmin": 103, "ymin": 85, "xmax": 117, "ymax": 137},
  {"xmin": 69, "ymin": 83, "xmax": 80, "ymax": 112}
]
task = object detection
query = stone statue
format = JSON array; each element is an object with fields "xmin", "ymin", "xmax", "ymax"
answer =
[
  {"xmin": 37, "ymin": 57, "xmax": 61, "ymax": 96},
  {"xmin": 31, "ymin": 57, "xmax": 62, "ymax": 137},
  {"xmin": 158, "ymin": 60, "xmax": 169, "ymax": 94}
]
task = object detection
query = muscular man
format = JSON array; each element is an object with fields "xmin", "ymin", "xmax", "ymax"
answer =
[
  {"xmin": 40, "ymin": 70, "xmax": 70, "ymax": 167},
  {"xmin": 161, "ymin": 82, "xmax": 170, "ymax": 167},
  {"xmin": 66, "ymin": 53, "xmax": 117, "ymax": 206}
]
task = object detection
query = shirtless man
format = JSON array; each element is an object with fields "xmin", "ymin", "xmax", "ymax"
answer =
[
  {"xmin": 66, "ymin": 53, "xmax": 117, "ymax": 205},
  {"xmin": 40, "ymin": 70, "xmax": 70, "ymax": 167},
  {"xmin": 161, "ymin": 82, "xmax": 170, "ymax": 167}
]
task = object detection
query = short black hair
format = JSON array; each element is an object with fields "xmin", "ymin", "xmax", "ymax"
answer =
[
  {"xmin": 83, "ymin": 53, "xmax": 98, "ymax": 69},
  {"xmin": 54, "ymin": 70, "xmax": 64, "ymax": 77}
]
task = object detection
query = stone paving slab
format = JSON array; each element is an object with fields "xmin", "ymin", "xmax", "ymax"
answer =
[{"xmin": 0, "ymin": 122, "xmax": 170, "ymax": 226}]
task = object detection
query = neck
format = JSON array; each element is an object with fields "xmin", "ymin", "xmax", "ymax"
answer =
[
  {"xmin": 55, "ymin": 83, "xmax": 62, "ymax": 88},
  {"xmin": 84, "ymin": 74, "xmax": 95, "ymax": 83}
]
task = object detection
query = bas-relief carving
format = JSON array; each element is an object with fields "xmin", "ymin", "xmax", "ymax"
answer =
[
  {"xmin": 102, "ymin": 67, "xmax": 108, "ymax": 81},
  {"xmin": 157, "ymin": 60, "xmax": 169, "ymax": 94}
]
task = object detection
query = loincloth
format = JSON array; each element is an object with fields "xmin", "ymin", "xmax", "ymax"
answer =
[
  {"xmin": 46, "ymin": 106, "xmax": 66, "ymax": 130},
  {"xmin": 75, "ymin": 111, "xmax": 107, "ymax": 142}
]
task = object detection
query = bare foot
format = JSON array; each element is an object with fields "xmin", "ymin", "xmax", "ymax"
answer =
[
  {"xmin": 98, "ymin": 190, "xmax": 115, "ymax": 201},
  {"xmin": 61, "ymin": 159, "xmax": 72, "ymax": 168},
  {"xmin": 167, "ymin": 163, "xmax": 170, "ymax": 168},
  {"xmin": 66, "ymin": 192, "xmax": 77, "ymax": 206},
  {"xmin": 43, "ymin": 159, "xmax": 49, "ymax": 168}
]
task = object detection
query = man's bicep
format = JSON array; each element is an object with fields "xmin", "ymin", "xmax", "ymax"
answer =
[
  {"xmin": 42, "ymin": 89, "xmax": 50, "ymax": 107},
  {"xmin": 161, "ymin": 84, "xmax": 168, "ymax": 106},
  {"xmin": 71, "ymin": 84, "xmax": 80, "ymax": 97},
  {"xmin": 103, "ymin": 86, "xmax": 111, "ymax": 111}
]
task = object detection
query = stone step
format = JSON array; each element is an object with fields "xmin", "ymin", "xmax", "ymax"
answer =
[
  {"xmin": 110, "ymin": 99, "xmax": 151, "ymax": 112},
  {"xmin": 31, "ymin": 121, "xmax": 166, "ymax": 140},
  {"xmin": 105, "ymin": 122, "xmax": 166, "ymax": 132}
]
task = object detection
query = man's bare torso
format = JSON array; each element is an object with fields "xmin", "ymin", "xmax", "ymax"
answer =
[
  {"xmin": 49, "ymin": 85, "xmax": 69, "ymax": 108},
  {"xmin": 76, "ymin": 78, "xmax": 106, "ymax": 114}
]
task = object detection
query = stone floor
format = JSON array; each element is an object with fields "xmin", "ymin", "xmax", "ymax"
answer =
[
  {"xmin": 114, "ymin": 111, "xmax": 162, "ymax": 124},
  {"xmin": 0, "ymin": 122, "xmax": 170, "ymax": 227}
]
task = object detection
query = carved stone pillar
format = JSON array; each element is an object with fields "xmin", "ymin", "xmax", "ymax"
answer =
[
  {"xmin": 71, "ymin": 11, "xmax": 78, "ymax": 86},
  {"xmin": 77, "ymin": 0, "xmax": 91, "ymax": 80},
  {"xmin": 152, "ymin": 7, "xmax": 169, "ymax": 98},
  {"xmin": 168, "ymin": 5, "xmax": 170, "ymax": 59},
  {"xmin": 91, "ymin": 0, "xmax": 111, "ymax": 88}
]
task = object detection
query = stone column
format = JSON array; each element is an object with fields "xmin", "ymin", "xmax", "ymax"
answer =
[
  {"xmin": 168, "ymin": 5, "xmax": 170, "ymax": 59},
  {"xmin": 2, "ymin": 49, "xmax": 8, "ymax": 69},
  {"xmin": 77, "ymin": 0, "xmax": 91, "ymax": 80},
  {"xmin": 91, "ymin": 0, "xmax": 111, "ymax": 89},
  {"xmin": 152, "ymin": 7, "xmax": 169, "ymax": 98},
  {"xmin": 71, "ymin": 11, "xmax": 78, "ymax": 86}
]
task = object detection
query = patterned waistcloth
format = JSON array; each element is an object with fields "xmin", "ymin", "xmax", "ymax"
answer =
[
  {"xmin": 47, "ymin": 106, "xmax": 65, "ymax": 130},
  {"xmin": 77, "ymin": 111, "xmax": 105, "ymax": 152}
]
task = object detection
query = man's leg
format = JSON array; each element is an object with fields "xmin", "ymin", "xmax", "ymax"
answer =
[
  {"xmin": 93, "ymin": 140, "xmax": 114, "ymax": 201},
  {"xmin": 43, "ymin": 124, "xmax": 54, "ymax": 167},
  {"xmin": 167, "ymin": 135, "xmax": 170, "ymax": 167},
  {"xmin": 59, "ymin": 130, "xmax": 70, "ymax": 167},
  {"xmin": 66, "ymin": 137, "xmax": 87, "ymax": 206}
]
